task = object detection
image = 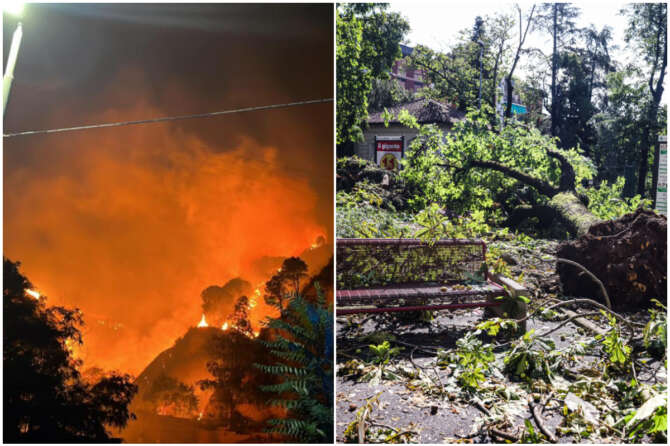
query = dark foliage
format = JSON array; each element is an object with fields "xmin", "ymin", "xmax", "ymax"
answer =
[
  {"xmin": 264, "ymin": 257, "xmax": 308, "ymax": 312},
  {"xmin": 255, "ymin": 289, "xmax": 333, "ymax": 443},
  {"xmin": 199, "ymin": 330, "xmax": 268, "ymax": 429},
  {"xmin": 3, "ymin": 258, "xmax": 137, "ymax": 443},
  {"xmin": 142, "ymin": 374, "xmax": 198, "ymax": 418},
  {"xmin": 201, "ymin": 278, "xmax": 252, "ymax": 326}
]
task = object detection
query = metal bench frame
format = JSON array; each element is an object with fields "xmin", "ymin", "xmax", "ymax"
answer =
[{"xmin": 336, "ymin": 238, "xmax": 528, "ymax": 319}]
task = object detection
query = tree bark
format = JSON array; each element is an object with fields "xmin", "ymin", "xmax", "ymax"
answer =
[
  {"xmin": 550, "ymin": 4, "xmax": 558, "ymax": 137},
  {"xmin": 445, "ymin": 148, "xmax": 600, "ymax": 237},
  {"xmin": 637, "ymin": 4, "xmax": 667, "ymax": 197},
  {"xmin": 548, "ymin": 192, "xmax": 601, "ymax": 236},
  {"xmin": 651, "ymin": 135, "xmax": 664, "ymax": 207},
  {"xmin": 468, "ymin": 159, "xmax": 560, "ymax": 197}
]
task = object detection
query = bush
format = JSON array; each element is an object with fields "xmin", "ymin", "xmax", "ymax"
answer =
[{"xmin": 581, "ymin": 177, "xmax": 652, "ymax": 220}]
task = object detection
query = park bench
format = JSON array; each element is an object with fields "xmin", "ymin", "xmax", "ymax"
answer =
[{"xmin": 336, "ymin": 238, "xmax": 528, "ymax": 322}]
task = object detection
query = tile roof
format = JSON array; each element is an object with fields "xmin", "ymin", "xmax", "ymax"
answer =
[{"xmin": 368, "ymin": 99, "xmax": 465, "ymax": 125}]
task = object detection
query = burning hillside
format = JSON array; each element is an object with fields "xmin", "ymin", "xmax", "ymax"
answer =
[{"xmin": 116, "ymin": 255, "xmax": 333, "ymax": 442}]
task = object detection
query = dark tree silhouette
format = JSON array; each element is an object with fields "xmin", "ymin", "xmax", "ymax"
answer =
[
  {"xmin": 231, "ymin": 295, "xmax": 253, "ymax": 337},
  {"xmin": 142, "ymin": 374, "xmax": 198, "ymax": 418},
  {"xmin": 3, "ymin": 258, "xmax": 137, "ymax": 443},
  {"xmin": 282, "ymin": 257, "xmax": 308, "ymax": 294},
  {"xmin": 201, "ymin": 278, "xmax": 252, "ymax": 326},
  {"xmin": 199, "ymin": 331, "xmax": 267, "ymax": 430},
  {"xmin": 264, "ymin": 257, "xmax": 308, "ymax": 313},
  {"xmin": 301, "ymin": 257, "xmax": 334, "ymax": 306},
  {"xmin": 263, "ymin": 274, "xmax": 285, "ymax": 311}
]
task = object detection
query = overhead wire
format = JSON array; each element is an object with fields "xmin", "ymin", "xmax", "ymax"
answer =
[{"xmin": 3, "ymin": 97, "xmax": 333, "ymax": 138}]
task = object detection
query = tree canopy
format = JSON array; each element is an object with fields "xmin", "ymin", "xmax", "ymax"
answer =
[
  {"xmin": 264, "ymin": 256, "xmax": 308, "ymax": 313},
  {"xmin": 255, "ymin": 289, "xmax": 333, "ymax": 443},
  {"xmin": 3, "ymin": 258, "xmax": 137, "ymax": 442},
  {"xmin": 336, "ymin": 4, "xmax": 409, "ymax": 144},
  {"xmin": 344, "ymin": 3, "xmax": 667, "ymax": 201}
]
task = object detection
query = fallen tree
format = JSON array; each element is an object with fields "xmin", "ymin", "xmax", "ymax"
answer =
[
  {"xmin": 451, "ymin": 150, "xmax": 665, "ymax": 308},
  {"xmin": 395, "ymin": 108, "xmax": 664, "ymax": 307},
  {"xmin": 441, "ymin": 139, "xmax": 666, "ymax": 308},
  {"xmin": 454, "ymin": 149, "xmax": 600, "ymax": 237},
  {"xmin": 396, "ymin": 108, "xmax": 614, "ymax": 234}
]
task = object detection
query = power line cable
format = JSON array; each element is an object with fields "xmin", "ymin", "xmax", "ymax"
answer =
[{"xmin": 3, "ymin": 97, "xmax": 333, "ymax": 138}]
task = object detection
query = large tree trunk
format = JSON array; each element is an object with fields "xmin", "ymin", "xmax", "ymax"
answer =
[
  {"xmin": 547, "ymin": 192, "xmax": 601, "ymax": 236},
  {"xmin": 636, "ymin": 4, "xmax": 667, "ymax": 197},
  {"xmin": 505, "ymin": 193, "xmax": 601, "ymax": 237},
  {"xmin": 462, "ymin": 148, "xmax": 600, "ymax": 237},
  {"xmin": 550, "ymin": 4, "xmax": 558, "ymax": 137}
]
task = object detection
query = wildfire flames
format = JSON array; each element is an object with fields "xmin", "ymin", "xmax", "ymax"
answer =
[
  {"xmin": 25, "ymin": 289, "xmax": 40, "ymax": 300},
  {"xmin": 197, "ymin": 314, "xmax": 208, "ymax": 328},
  {"xmin": 221, "ymin": 322, "xmax": 229, "ymax": 331},
  {"xmin": 5, "ymin": 88, "xmax": 331, "ymax": 375}
]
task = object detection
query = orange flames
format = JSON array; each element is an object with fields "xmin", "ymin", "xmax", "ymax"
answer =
[
  {"xmin": 221, "ymin": 322, "xmax": 229, "ymax": 331},
  {"xmin": 25, "ymin": 289, "xmax": 40, "ymax": 300},
  {"xmin": 197, "ymin": 314, "xmax": 208, "ymax": 328},
  {"xmin": 3, "ymin": 78, "xmax": 331, "ymax": 374}
]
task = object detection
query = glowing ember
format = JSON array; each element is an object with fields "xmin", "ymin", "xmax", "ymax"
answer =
[
  {"xmin": 197, "ymin": 412, "xmax": 203, "ymax": 421},
  {"xmin": 249, "ymin": 298, "xmax": 257, "ymax": 308},
  {"xmin": 25, "ymin": 289, "xmax": 40, "ymax": 300},
  {"xmin": 197, "ymin": 314, "xmax": 208, "ymax": 328},
  {"xmin": 221, "ymin": 322, "xmax": 229, "ymax": 331},
  {"xmin": 254, "ymin": 331, "xmax": 260, "ymax": 338}
]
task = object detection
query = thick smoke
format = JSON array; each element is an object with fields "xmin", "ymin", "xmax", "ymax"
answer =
[
  {"xmin": 3, "ymin": 3, "xmax": 332, "ymax": 378},
  {"xmin": 201, "ymin": 278, "xmax": 252, "ymax": 326},
  {"xmin": 4, "ymin": 98, "xmax": 329, "ymax": 374}
]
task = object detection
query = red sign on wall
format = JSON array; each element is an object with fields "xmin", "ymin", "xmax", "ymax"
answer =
[
  {"xmin": 376, "ymin": 140, "xmax": 402, "ymax": 152},
  {"xmin": 376, "ymin": 136, "xmax": 403, "ymax": 171}
]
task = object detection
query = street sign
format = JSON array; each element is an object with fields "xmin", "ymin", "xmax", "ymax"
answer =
[
  {"xmin": 498, "ymin": 101, "xmax": 527, "ymax": 115},
  {"xmin": 510, "ymin": 103, "xmax": 527, "ymax": 114},
  {"xmin": 497, "ymin": 78, "xmax": 526, "ymax": 127},
  {"xmin": 375, "ymin": 136, "xmax": 403, "ymax": 171},
  {"xmin": 656, "ymin": 135, "xmax": 667, "ymax": 215}
]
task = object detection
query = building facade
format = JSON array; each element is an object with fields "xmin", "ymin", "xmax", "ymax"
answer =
[
  {"xmin": 353, "ymin": 98, "xmax": 464, "ymax": 169},
  {"xmin": 391, "ymin": 44, "xmax": 426, "ymax": 92}
]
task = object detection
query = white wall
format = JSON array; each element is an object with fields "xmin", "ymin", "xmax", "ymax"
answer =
[{"xmin": 354, "ymin": 123, "xmax": 450, "ymax": 164}]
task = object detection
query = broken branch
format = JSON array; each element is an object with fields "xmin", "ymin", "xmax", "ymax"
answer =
[
  {"xmin": 489, "ymin": 427, "xmax": 519, "ymax": 442},
  {"xmin": 530, "ymin": 401, "xmax": 557, "ymax": 443},
  {"xmin": 556, "ymin": 258, "xmax": 611, "ymax": 309}
]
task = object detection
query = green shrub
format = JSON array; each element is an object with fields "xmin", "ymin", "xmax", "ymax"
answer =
[{"xmin": 581, "ymin": 177, "xmax": 651, "ymax": 220}]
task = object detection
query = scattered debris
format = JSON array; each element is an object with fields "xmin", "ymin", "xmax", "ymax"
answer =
[{"xmin": 336, "ymin": 233, "xmax": 667, "ymax": 443}]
